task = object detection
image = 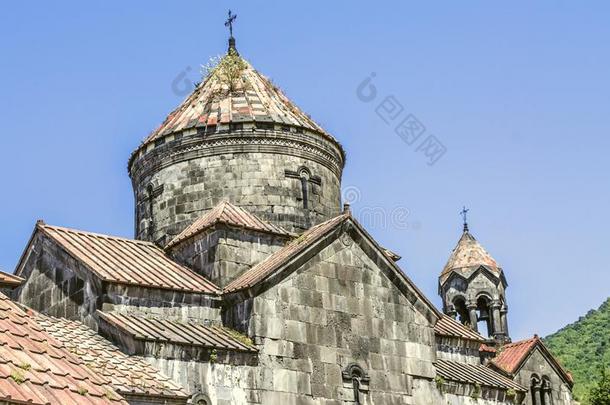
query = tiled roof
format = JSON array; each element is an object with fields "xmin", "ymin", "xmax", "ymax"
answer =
[
  {"xmin": 0, "ymin": 293, "xmax": 127, "ymax": 405},
  {"xmin": 98, "ymin": 312, "xmax": 257, "ymax": 353},
  {"xmin": 140, "ymin": 53, "xmax": 337, "ymax": 147},
  {"xmin": 435, "ymin": 314, "xmax": 486, "ymax": 342},
  {"xmin": 33, "ymin": 222, "xmax": 219, "ymax": 294},
  {"xmin": 36, "ymin": 315, "xmax": 189, "ymax": 401},
  {"xmin": 491, "ymin": 335, "xmax": 573, "ymax": 385},
  {"xmin": 492, "ymin": 337, "xmax": 538, "ymax": 375},
  {"xmin": 436, "ymin": 359, "xmax": 526, "ymax": 392},
  {"xmin": 480, "ymin": 344, "xmax": 497, "ymax": 353},
  {"xmin": 224, "ymin": 213, "xmax": 348, "ymax": 293},
  {"xmin": 0, "ymin": 270, "xmax": 24, "ymax": 288},
  {"xmin": 440, "ymin": 231, "xmax": 502, "ymax": 284},
  {"xmin": 166, "ymin": 201, "xmax": 290, "ymax": 249}
]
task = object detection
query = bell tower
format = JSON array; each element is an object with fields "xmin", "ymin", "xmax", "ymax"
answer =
[{"xmin": 438, "ymin": 211, "xmax": 510, "ymax": 343}]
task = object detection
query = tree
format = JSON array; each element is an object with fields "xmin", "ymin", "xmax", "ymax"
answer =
[{"xmin": 590, "ymin": 368, "xmax": 610, "ymax": 405}]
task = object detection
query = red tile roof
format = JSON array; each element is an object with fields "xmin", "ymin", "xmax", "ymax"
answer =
[
  {"xmin": 492, "ymin": 336, "xmax": 538, "ymax": 375},
  {"xmin": 0, "ymin": 270, "xmax": 24, "ymax": 288},
  {"xmin": 32, "ymin": 223, "xmax": 219, "ymax": 294},
  {"xmin": 0, "ymin": 293, "xmax": 127, "ymax": 405},
  {"xmin": 98, "ymin": 312, "xmax": 257, "ymax": 353},
  {"xmin": 491, "ymin": 335, "xmax": 573, "ymax": 385},
  {"xmin": 436, "ymin": 359, "xmax": 526, "ymax": 392},
  {"xmin": 166, "ymin": 201, "xmax": 290, "ymax": 249},
  {"xmin": 36, "ymin": 315, "xmax": 189, "ymax": 401},
  {"xmin": 223, "ymin": 213, "xmax": 348, "ymax": 293},
  {"xmin": 441, "ymin": 231, "xmax": 503, "ymax": 284},
  {"xmin": 479, "ymin": 344, "xmax": 497, "ymax": 353},
  {"xmin": 435, "ymin": 314, "xmax": 486, "ymax": 343}
]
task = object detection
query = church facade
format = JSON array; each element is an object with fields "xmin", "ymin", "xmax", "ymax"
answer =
[{"xmin": 0, "ymin": 33, "xmax": 577, "ymax": 405}]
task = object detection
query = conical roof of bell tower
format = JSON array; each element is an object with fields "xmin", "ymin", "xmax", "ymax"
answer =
[{"xmin": 440, "ymin": 229, "xmax": 504, "ymax": 284}]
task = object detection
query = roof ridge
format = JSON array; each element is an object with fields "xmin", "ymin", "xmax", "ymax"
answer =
[
  {"xmin": 166, "ymin": 201, "xmax": 290, "ymax": 249},
  {"xmin": 223, "ymin": 213, "xmax": 348, "ymax": 293},
  {"xmin": 39, "ymin": 223, "xmax": 154, "ymax": 247}
]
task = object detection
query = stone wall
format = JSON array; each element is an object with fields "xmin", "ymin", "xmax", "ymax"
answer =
[
  {"xmin": 513, "ymin": 347, "xmax": 574, "ymax": 405},
  {"xmin": 15, "ymin": 234, "xmax": 101, "ymax": 328},
  {"xmin": 145, "ymin": 358, "xmax": 259, "ymax": 405},
  {"xmin": 230, "ymin": 236, "xmax": 438, "ymax": 404},
  {"xmin": 436, "ymin": 336, "xmax": 482, "ymax": 365},
  {"xmin": 411, "ymin": 378, "xmax": 515, "ymax": 405},
  {"xmin": 129, "ymin": 129, "xmax": 344, "ymax": 243},
  {"xmin": 170, "ymin": 227, "xmax": 288, "ymax": 289},
  {"xmin": 101, "ymin": 283, "xmax": 221, "ymax": 322}
]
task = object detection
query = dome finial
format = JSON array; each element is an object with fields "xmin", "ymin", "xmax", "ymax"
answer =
[
  {"xmin": 460, "ymin": 206, "xmax": 470, "ymax": 233},
  {"xmin": 225, "ymin": 9, "xmax": 238, "ymax": 54}
]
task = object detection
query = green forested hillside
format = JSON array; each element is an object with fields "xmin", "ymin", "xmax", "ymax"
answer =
[{"xmin": 544, "ymin": 298, "xmax": 610, "ymax": 404}]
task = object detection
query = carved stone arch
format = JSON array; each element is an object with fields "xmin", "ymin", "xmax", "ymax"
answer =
[
  {"xmin": 191, "ymin": 392, "xmax": 212, "ymax": 405},
  {"xmin": 297, "ymin": 165, "xmax": 311, "ymax": 180},
  {"xmin": 342, "ymin": 363, "xmax": 370, "ymax": 405}
]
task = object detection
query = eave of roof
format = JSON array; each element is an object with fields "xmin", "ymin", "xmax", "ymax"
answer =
[
  {"xmin": 166, "ymin": 201, "xmax": 291, "ymax": 249},
  {"xmin": 434, "ymin": 314, "xmax": 486, "ymax": 343},
  {"xmin": 0, "ymin": 270, "xmax": 24, "ymax": 288},
  {"xmin": 98, "ymin": 311, "xmax": 257, "ymax": 353},
  {"xmin": 436, "ymin": 359, "xmax": 527, "ymax": 392}
]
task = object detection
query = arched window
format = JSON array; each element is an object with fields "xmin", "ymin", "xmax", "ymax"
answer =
[
  {"xmin": 191, "ymin": 393, "xmax": 211, "ymax": 405},
  {"xmin": 452, "ymin": 297, "xmax": 469, "ymax": 326},
  {"xmin": 476, "ymin": 295, "xmax": 492, "ymax": 337},
  {"xmin": 342, "ymin": 363, "xmax": 370, "ymax": 405},
  {"xmin": 541, "ymin": 376, "xmax": 552, "ymax": 405},
  {"xmin": 530, "ymin": 374, "xmax": 541, "ymax": 405}
]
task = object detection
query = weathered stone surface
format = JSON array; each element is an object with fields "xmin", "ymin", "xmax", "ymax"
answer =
[{"xmin": 130, "ymin": 136, "xmax": 344, "ymax": 242}]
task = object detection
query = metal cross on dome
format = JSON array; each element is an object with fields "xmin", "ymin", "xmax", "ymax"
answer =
[
  {"xmin": 225, "ymin": 10, "xmax": 237, "ymax": 38},
  {"xmin": 460, "ymin": 206, "xmax": 470, "ymax": 232}
]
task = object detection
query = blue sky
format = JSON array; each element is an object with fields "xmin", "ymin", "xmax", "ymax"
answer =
[{"xmin": 1, "ymin": 1, "xmax": 609, "ymax": 340}]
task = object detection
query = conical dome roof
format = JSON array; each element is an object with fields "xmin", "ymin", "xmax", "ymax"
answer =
[
  {"xmin": 139, "ymin": 50, "xmax": 340, "ymax": 150},
  {"xmin": 440, "ymin": 231, "xmax": 503, "ymax": 284}
]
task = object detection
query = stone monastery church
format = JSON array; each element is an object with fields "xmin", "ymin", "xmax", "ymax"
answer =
[{"xmin": 0, "ymin": 27, "xmax": 577, "ymax": 405}]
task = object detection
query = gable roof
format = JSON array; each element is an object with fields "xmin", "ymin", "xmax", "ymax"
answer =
[
  {"xmin": 0, "ymin": 293, "xmax": 127, "ymax": 405},
  {"xmin": 491, "ymin": 335, "xmax": 573, "ymax": 386},
  {"xmin": 166, "ymin": 201, "xmax": 290, "ymax": 249},
  {"xmin": 224, "ymin": 213, "xmax": 347, "ymax": 294},
  {"xmin": 17, "ymin": 222, "xmax": 219, "ymax": 294},
  {"xmin": 224, "ymin": 212, "xmax": 441, "ymax": 320},
  {"xmin": 0, "ymin": 270, "xmax": 24, "ymax": 288},
  {"xmin": 434, "ymin": 314, "xmax": 486, "ymax": 343},
  {"xmin": 98, "ymin": 312, "xmax": 257, "ymax": 353},
  {"xmin": 440, "ymin": 231, "xmax": 503, "ymax": 285},
  {"xmin": 436, "ymin": 359, "xmax": 526, "ymax": 392},
  {"xmin": 36, "ymin": 314, "xmax": 189, "ymax": 401}
]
